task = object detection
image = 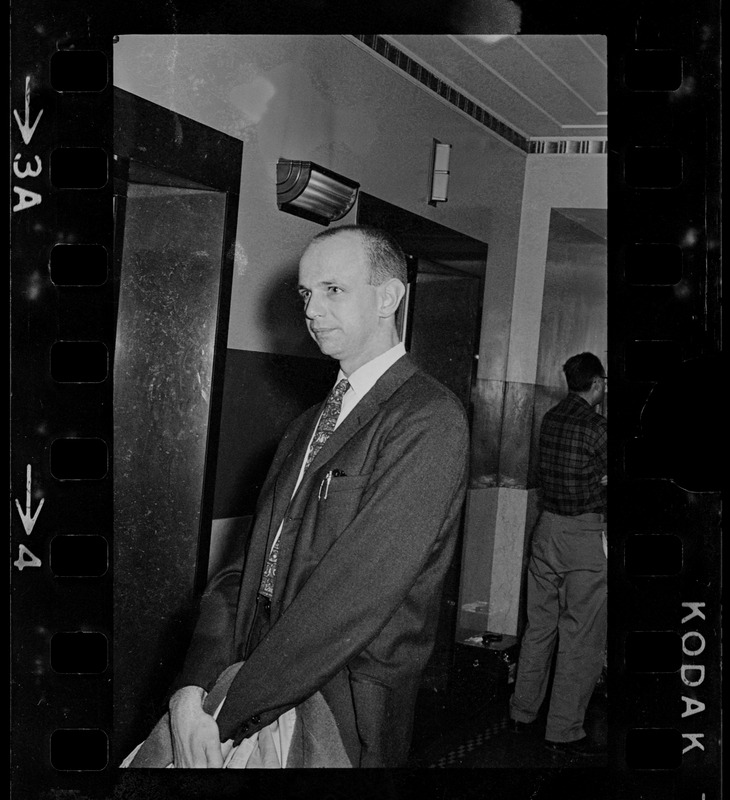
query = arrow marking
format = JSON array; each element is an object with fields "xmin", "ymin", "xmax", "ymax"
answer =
[
  {"xmin": 13, "ymin": 76, "xmax": 44, "ymax": 146},
  {"xmin": 14, "ymin": 464, "xmax": 45, "ymax": 536}
]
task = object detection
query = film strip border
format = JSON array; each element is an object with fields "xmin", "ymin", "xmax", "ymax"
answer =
[
  {"xmin": 610, "ymin": 6, "xmax": 722, "ymax": 799},
  {"xmin": 10, "ymin": 12, "xmax": 721, "ymax": 800},
  {"xmin": 10, "ymin": 22, "xmax": 115, "ymax": 797}
]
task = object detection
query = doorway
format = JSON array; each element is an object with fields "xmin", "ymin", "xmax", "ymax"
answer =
[{"xmin": 356, "ymin": 193, "xmax": 488, "ymax": 690}]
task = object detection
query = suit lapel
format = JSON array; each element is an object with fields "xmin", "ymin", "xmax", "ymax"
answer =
[
  {"xmin": 267, "ymin": 408, "xmax": 320, "ymax": 546},
  {"xmin": 269, "ymin": 355, "xmax": 419, "ymax": 614},
  {"xmin": 302, "ymin": 355, "xmax": 419, "ymax": 475}
]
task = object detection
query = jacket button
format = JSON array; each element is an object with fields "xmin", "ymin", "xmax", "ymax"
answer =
[{"xmin": 251, "ymin": 714, "xmax": 261, "ymax": 725}]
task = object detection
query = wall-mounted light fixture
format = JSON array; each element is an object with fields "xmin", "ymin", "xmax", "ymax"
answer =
[
  {"xmin": 428, "ymin": 140, "xmax": 451, "ymax": 205},
  {"xmin": 276, "ymin": 158, "xmax": 360, "ymax": 226}
]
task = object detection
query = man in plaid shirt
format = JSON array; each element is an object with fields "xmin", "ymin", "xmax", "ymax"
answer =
[{"xmin": 509, "ymin": 352, "xmax": 607, "ymax": 757}]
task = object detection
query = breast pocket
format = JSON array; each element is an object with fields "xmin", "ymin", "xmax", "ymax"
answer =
[{"xmin": 315, "ymin": 473, "xmax": 371, "ymax": 544}]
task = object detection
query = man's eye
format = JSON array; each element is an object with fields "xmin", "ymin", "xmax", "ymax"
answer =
[{"xmin": 328, "ymin": 286, "xmax": 342, "ymax": 294}]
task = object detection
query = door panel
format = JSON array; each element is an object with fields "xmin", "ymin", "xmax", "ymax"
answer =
[
  {"xmin": 408, "ymin": 262, "xmax": 482, "ymax": 408},
  {"xmin": 113, "ymin": 89, "xmax": 242, "ymax": 760}
]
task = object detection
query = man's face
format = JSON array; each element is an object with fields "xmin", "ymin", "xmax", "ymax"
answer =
[{"xmin": 298, "ymin": 232, "xmax": 384, "ymax": 375}]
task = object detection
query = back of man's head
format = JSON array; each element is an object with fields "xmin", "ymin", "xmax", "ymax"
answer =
[
  {"xmin": 310, "ymin": 225, "xmax": 408, "ymax": 286},
  {"xmin": 562, "ymin": 352, "xmax": 605, "ymax": 392}
]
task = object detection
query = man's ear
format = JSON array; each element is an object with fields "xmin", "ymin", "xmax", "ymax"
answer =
[{"xmin": 378, "ymin": 279, "xmax": 406, "ymax": 318}]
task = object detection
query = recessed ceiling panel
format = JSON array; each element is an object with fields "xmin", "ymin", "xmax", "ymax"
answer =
[
  {"xmin": 384, "ymin": 34, "xmax": 607, "ymax": 139},
  {"xmin": 514, "ymin": 36, "xmax": 607, "ymax": 115}
]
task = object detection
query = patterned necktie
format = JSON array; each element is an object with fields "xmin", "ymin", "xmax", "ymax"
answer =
[{"xmin": 258, "ymin": 378, "xmax": 350, "ymax": 598}]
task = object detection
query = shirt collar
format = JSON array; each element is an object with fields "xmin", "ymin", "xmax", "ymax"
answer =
[
  {"xmin": 567, "ymin": 392, "xmax": 593, "ymax": 409},
  {"xmin": 336, "ymin": 342, "xmax": 406, "ymax": 400}
]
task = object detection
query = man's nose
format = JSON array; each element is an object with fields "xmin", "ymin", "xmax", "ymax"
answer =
[{"xmin": 304, "ymin": 292, "xmax": 323, "ymax": 319}]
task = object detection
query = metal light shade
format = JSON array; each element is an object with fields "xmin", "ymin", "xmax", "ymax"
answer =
[{"xmin": 277, "ymin": 159, "xmax": 360, "ymax": 225}]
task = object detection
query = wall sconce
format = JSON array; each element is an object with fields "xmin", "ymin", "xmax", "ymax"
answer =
[
  {"xmin": 276, "ymin": 158, "xmax": 360, "ymax": 226},
  {"xmin": 428, "ymin": 140, "xmax": 451, "ymax": 205}
]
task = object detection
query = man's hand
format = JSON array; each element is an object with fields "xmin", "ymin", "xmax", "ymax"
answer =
[
  {"xmin": 169, "ymin": 685, "xmax": 224, "ymax": 768},
  {"xmin": 600, "ymin": 474, "xmax": 608, "ymax": 486}
]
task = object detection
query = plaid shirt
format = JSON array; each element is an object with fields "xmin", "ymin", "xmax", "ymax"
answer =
[{"xmin": 539, "ymin": 392, "xmax": 607, "ymax": 515}]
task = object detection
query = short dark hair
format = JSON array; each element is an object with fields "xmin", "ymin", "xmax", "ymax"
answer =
[
  {"xmin": 562, "ymin": 352, "xmax": 605, "ymax": 392},
  {"xmin": 309, "ymin": 225, "xmax": 408, "ymax": 286}
]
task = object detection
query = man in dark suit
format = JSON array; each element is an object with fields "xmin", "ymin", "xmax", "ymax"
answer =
[{"xmin": 132, "ymin": 225, "xmax": 469, "ymax": 768}]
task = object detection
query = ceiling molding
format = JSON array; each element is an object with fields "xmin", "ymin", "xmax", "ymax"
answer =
[
  {"xmin": 383, "ymin": 34, "xmax": 607, "ymax": 140},
  {"xmin": 529, "ymin": 139, "xmax": 607, "ymax": 155},
  {"xmin": 347, "ymin": 35, "xmax": 606, "ymax": 156},
  {"xmin": 447, "ymin": 35, "xmax": 567, "ymax": 132},
  {"xmin": 348, "ymin": 34, "xmax": 530, "ymax": 153}
]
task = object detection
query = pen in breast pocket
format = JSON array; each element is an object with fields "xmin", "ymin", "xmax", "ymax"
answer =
[{"xmin": 318, "ymin": 469, "xmax": 346, "ymax": 500}]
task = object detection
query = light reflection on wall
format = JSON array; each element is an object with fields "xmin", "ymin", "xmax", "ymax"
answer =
[
  {"xmin": 228, "ymin": 76, "xmax": 276, "ymax": 126},
  {"xmin": 536, "ymin": 208, "xmax": 607, "ymax": 390}
]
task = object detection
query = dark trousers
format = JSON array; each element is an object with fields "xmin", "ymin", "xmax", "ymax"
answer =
[{"xmin": 510, "ymin": 511, "xmax": 607, "ymax": 742}]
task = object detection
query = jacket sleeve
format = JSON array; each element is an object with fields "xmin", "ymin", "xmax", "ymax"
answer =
[{"xmin": 214, "ymin": 390, "xmax": 469, "ymax": 741}]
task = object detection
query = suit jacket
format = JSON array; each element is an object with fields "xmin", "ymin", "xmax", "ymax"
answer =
[{"xmin": 177, "ymin": 355, "xmax": 469, "ymax": 767}]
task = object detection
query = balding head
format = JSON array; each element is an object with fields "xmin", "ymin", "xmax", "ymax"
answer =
[{"xmin": 306, "ymin": 225, "xmax": 408, "ymax": 287}]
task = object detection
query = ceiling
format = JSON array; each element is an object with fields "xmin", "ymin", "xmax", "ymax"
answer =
[{"xmin": 385, "ymin": 34, "xmax": 607, "ymax": 140}]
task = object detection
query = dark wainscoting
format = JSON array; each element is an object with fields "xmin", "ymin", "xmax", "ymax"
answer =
[{"xmin": 212, "ymin": 349, "xmax": 339, "ymax": 519}]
